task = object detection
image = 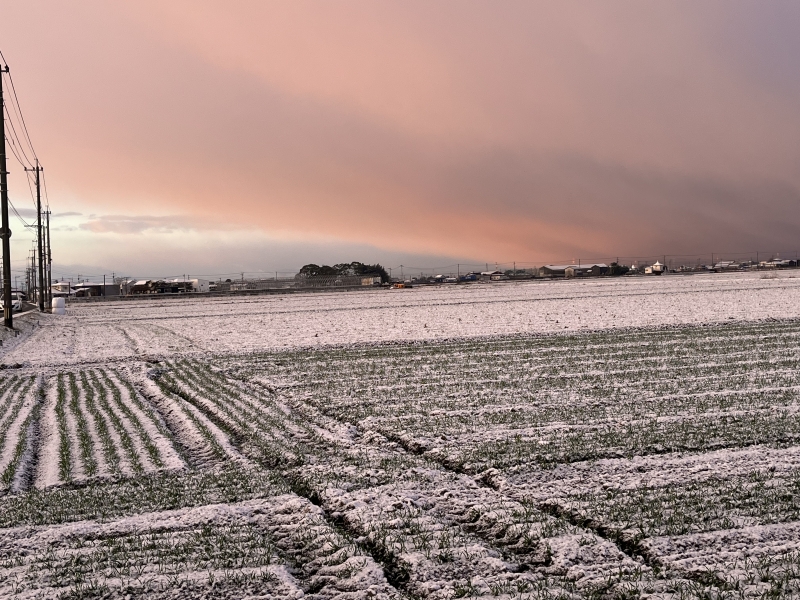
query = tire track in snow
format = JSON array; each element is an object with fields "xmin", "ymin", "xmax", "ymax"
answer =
[
  {"xmin": 132, "ymin": 363, "xmax": 242, "ymax": 469},
  {"xmin": 106, "ymin": 368, "xmax": 185, "ymax": 471}
]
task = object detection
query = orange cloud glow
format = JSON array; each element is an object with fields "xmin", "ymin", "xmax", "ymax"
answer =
[{"xmin": 3, "ymin": 1, "xmax": 800, "ymax": 271}]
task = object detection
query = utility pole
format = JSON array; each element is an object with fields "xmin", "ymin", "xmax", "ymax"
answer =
[
  {"xmin": 0, "ymin": 63, "xmax": 12, "ymax": 328},
  {"xmin": 45, "ymin": 209, "xmax": 51, "ymax": 307},
  {"xmin": 25, "ymin": 160, "xmax": 44, "ymax": 311},
  {"xmin": 31, "ymin": 243, "xmax": 37, "ymax": 300}
]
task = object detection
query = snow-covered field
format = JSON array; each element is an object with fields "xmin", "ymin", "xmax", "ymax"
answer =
[
  {"xmin": 1, "ymin": 271, "xmax": 799, "ymax": 598},
  {"xmin": 6, "ymin": 270, "xmax": 800, "ymax": 365}
]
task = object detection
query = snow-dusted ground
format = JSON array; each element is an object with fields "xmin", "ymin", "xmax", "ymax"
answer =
[
  {"xmin": 0, "ymin": 272, "xmax": 799, "ymax": 597},
  {"xmin": 5, "ymin": 270, "xmax": 800, "ymax": 366}
]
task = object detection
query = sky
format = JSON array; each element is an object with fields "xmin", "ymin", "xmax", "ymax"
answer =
[{"xmin": 2, "ymin": 1, "xmax": 800, "ymax": 280}]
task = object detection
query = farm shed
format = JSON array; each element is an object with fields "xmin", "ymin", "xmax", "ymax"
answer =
[
  {"xmin": 760, "ymin": 259, "xmax": 797, "ymax": 269},
  {"xmin": 480, "ymin": 270, "xmax": 504, "ymax": 281},
  {"xmin": 539, "ymin": 265, "xmax": 576, "ymax": 277},
  {"xmin": 565, "ymin": 264, "xmax": 609, "ymax": 278},
  {"xmin": 73, "ymin": 283, "xmax": 121, "ymax": 297},
  {"xmin": 130, "ymin": 280, "xmax": 153, "ymax": 294}
]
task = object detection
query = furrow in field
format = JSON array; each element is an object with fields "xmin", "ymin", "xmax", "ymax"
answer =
[
  {"xmin": 171, "ymin": 363, "xmax": 667, "ymax": 597},
  {"xmin": 91, "ymin": 369, "xmax": 149, "ymax": 473},
  {"xmin": 0, "ymin": 464, "xmax": 287, "ymax": 529},
  {"xmin": 0, "ymin": 376, "xmax": 24, "ymax": 432},
  {"xmin": 641, "ymin": 522, "xmax": 800, "ymax": 595},
  {"xmin": 501, "ymin": 445, "xmax": 800, "ymax": 502},
  {"xmin": 0, "ymin": 495, "xmax": 403, "ymax": 599},
  {"xmin": 83, "ymin": 370, "xmax": 134, "ymax": 476},
  {"xmin": 0, "ymin": 376, "xmax": 20, "ymax": 420},
  {"xmin": 58, "ymin": 373, "xmax": 83, "ymax": 481},
  {"xmin": 64, "ymin": 372, "xmax": 98, "ymax": 478},
  {"xmin": 133, "ymin": 364, "xmax": 239, "ymax": 468},
  {"xmin": 73, "ymin": 371, "xmax": 114, "ymax": 477},
  {"xmin": 0, "ymin": 378, "xmax": 37, "ymax": 492},
  {"xmin": 101, "ymin": 368, "xmax": 185, "ymax": 472},
  {"xmin": 33, "ymin": 376, "xmax": 61, "ymax": 489},
  {"xmin": 159, "ymin": 360, "xmax": 304, "ymax": 467},
  {"xmin": 122, "ymin": 322, "xmax": 204, "ymax": 357},
  {"xmin": 216, "ymin": 318, "xmax": 800, "ymax": 597},
  {"xmin": 8, "ymin": 378, "xmax": 43, "ymax": 493}
]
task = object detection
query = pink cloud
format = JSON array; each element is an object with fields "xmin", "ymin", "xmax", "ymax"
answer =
[{"xmin": 2, "ymin": 1, "xmax": 800, "ymax": 266}]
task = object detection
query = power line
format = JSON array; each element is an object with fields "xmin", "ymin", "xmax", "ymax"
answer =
[
  {"xmin": 2, "ymin": 101, "xmax": 34, "ymax": 168},
  {"xmin": 2, "ymin": 107, "xmax": 32, "ymax": 168},
  {"xmin": 7, "ymin": 198, "xmax": 33, "ymax": 230},
  {"xmin": 0, "ymin": 58, "xmax": 37, "ymax": 161}
]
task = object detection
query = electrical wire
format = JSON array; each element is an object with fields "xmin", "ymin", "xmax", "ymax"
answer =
[
  {"xmin": 0, "ymin": 54, "xmax": 37, "ymax": 162},
  {"xmin": 41, "ymin": 169, "xmax": 51, "ymax": 208},
  {"xmin": 3, "ymin": 107, "xmax": 33, "ymax": 170},
  {"xmin": 8, "ymin": 198, "xmax": 33, "ymax": 231},
  {"xmin": 2, "ymin": 98, "xmax": 34, "ymax": 168}
]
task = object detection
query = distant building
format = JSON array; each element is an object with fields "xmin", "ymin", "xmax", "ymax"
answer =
[
  {"xmin": 644, "ymin": 261, "xmax": 666, "ymax": 275},
  {"xmin": 73, "ymin": 282, "xmax": 121, "ymax": 297},
  {"xmin": 51, "ymin": 281, "xmax": 73, "ymax": 297},
  {"xmin": 580, "ymin": 264, "xmax": 608, "ymax": 277},
  {"xmin": 480, "ymin": 270, "xmax": 504, "ymax": 281},
  {"xmin": 760, "ymin": 259, "xmax": 797, "ymax": 269},
  {"xmin": 557, "ymin": 264, "xmax": 610, "ymax": 278},
  {"xmin": 713, "ymin": 261, "xmax": 743, "ymax": 271},
  {"xmin": 130, "ymin": 280, "xmax": 152, "ymax": 294},
  {"xmin": 189, "ymin": 279, "xmax": 210, "ymax": 293},
  {"xmin": 539, "ymin": 265, "xmax": 576, "ymax": 277}
]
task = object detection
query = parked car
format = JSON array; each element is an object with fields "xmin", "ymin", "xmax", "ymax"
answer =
[{"xmin": 0, "ymin": 293, "xmax": 22, "ymax": 313}]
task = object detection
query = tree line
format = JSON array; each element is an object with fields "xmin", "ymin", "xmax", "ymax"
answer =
[{"xmin": 297, "ymin": 262, "xmax": 390, "ymax": 283}]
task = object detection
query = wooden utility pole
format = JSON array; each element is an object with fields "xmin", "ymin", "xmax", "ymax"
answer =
[
  {"xmin": 25, "ymin": 160, "xmax": 44, "ymax": 311},
  {"xmin": 0, "ymin": 64, "xmax": 12, "ymax": 328},
  {"xmin": 45, "ymin": 208, "xmax": 51, "ymax": 307}
]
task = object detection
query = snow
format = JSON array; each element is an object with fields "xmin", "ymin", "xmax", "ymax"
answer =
[
  {"xmin": 0, "ymin": 272, "xmax": 799, "ymax": 596},
  {"xmin": 106, "ymin": 367, "xmax": 185, "ymax": 472},
  {"xmin": 33, "ymin": 378, "xmax": 59, "ymax": 488},
  {"xmin": 0, "ymin": 491, "xmax": 404, "ymax": 598},
  {"xmin": 0, "ymin": 381, "xmax": 36, "ymax": 491},
  {"xmin": 4, "ymin": 271, "xmax": 800, "ymax": 365}
]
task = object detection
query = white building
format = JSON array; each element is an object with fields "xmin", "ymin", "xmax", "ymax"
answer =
[
  {"xmin": 189, "ymin": 279, "xmax": 210, "ymax": 293},
  {"xmin": 645, "ymin": 261, "xmax": 666, "ymax": 275}
]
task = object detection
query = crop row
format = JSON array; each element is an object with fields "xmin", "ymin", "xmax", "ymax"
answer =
[
  {"xmin": 246, "ymin": 320, "xmax": 800, "ymax": 399},
  {"xmin": 0, "ymin": 463, "xmax": 287, "ymax": 528},
  {"xmin": 222, "ymin": 321, "xmax": 800, "ymax": 470},
  {"xmin": 0, "ymin": 375, "xmax": 38, "ymax": 493},
  {"xmin": 0, "ymin": 495, "xmax": 397, "ymax": 599},
  {"xmin": 40, "ymin": 368, "xmax": 184, "ymax": 487},
  {"xmin": 151, "ymin": 359, "xmax": 703, "ymax": 598}
]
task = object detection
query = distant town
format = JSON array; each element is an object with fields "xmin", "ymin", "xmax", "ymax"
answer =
[{"xmin": 34, "ymin": 256, "xmax": 799, "ymax": 299}]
